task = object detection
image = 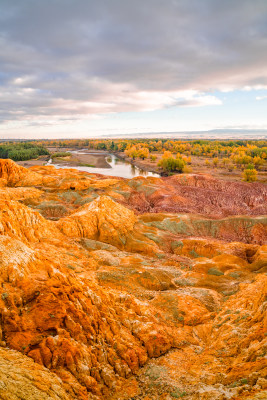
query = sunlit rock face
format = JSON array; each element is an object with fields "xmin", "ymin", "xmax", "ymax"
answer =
[
  {"xmin": 57, "ymin": 195, "xmax": 136, "ymax": 248},
  {"xmin": 0, "ymin": 159, "xmax": 44, "ymax": 187},
  {"xmin": 0, "ymin": 346, "xmax": 72, "ymax": 400},
  {"xmin": 0, "ymin": 159, "xmax": 266, "ymax": 400}
]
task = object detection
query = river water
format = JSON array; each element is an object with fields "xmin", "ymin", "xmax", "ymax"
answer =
[{"xmin": 48, "ymin": 151, "xmax": 160, "ymax": 179}]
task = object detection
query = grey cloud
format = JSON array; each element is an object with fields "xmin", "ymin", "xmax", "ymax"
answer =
[{"xmin": 0, "ymin": 0, "xmax": 267, "ymax": 122}]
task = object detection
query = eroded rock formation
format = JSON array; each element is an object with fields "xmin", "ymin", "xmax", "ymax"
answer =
[{"xmin": 0, "ymin": 159, "xmax": 266, "ymax": 400}]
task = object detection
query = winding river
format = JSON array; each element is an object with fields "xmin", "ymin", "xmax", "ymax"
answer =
[{"xmin": 48, "ymin": 151, "xmax": 160, "ymax": 179}]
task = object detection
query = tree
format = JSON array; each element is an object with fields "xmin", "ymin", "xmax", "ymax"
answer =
[
  {"xmin": 137, "ymin": 147, "xmax": 149, "ymax": 160},
  {"xmin": 158, "ymin": 156, "xmax": 185, "ymax": 173},
  {"xmin": 125, "ymin": 146, "xmax": 138, "ymax": 159},
  {"xmin": 162, "ymin": 150, "xmax": 173, "ymax": 159},
  {"xmin": 0, "ymin": 143, "xmax": 49, "ymax": 161},
  {"xmin": 222, "ymin": 158, "xmax": 230, "ymax": 167},
  {"xmin": 253, "ymin": 156, "xmax": 263, "ymax": 168},
  {"xmin": 243, "ymin": 164, "xmax": 257, "ymax": 182},
  {"xmin": 212, "ymin": 157, "xmax": 219, "ymax": 167}
]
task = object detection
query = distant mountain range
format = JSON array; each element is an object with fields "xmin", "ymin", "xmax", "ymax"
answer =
[
  {"xmin": 1, "ymin": 129, "xmax": 267, "ymax": 141},
  {"xmin": 100, "ymin": 129, "xmax": 267, "ymax": 139}
]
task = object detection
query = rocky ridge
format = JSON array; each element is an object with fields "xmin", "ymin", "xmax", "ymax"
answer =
[{"xmin": 0, "ymin": 159, "xmax": 266, "ymax": 400}]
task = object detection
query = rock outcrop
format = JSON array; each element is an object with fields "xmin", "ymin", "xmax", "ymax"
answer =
[
  {"xmin": 0, "ymin": 347, "xmax": 71, "ymax": 400},
  {"xmin": 0, "ymin": 200, "xmax": 61, "ymax": 243},
  {"xmin": 57, "ymin": 195, "xmax": 136, "ymax": 248},
  {"xmin": 0, "ymin": 158, "xmax": 266, "ymax": 400},
  {"xmin": 126, "ymin": 173, "xmax": 267, "ymax": 217},
  {"xmin": 0, "ymin": 159, "xmax": 43, "ymax": 187}
]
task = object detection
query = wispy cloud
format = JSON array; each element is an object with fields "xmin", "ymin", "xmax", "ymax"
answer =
[
  {"xmin": 256, "ymin": 95, "xmax": 267, "ymax": 100},
  {"xmin": 0, "ymin": 0, "xmax": 267, "ymax": 136}
]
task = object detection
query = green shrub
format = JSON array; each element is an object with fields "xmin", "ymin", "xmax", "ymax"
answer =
[
  {"xmin": 208, "ymin": 267, "xmax": 224, "ymax": 276},
  {"xmin": 37, "ymin": 202, "xmax": 67, "ymax": 219},
  {"xmin": 170, "ymin": 388, "xmax": 188, "ymax": 398},
  {"xmin": 66, "ymin": 265, "xmax": 76, "ymax": 270},
  {"xmin": 51, "ymin": 152, "xmax": 71, "ymax": 158},
  {"xmin": 0, "ymin": 142, "xmax": 49, "ymax": 161},
  {"xmin": 145, "ymin": 365, "xmax": 167, "ymax": 381},
  {"xmin": 1, "ymin": 292, "xmax": 9, "ymax": 300},
  {"xmin": 158, "ymin": 156, "xmax": 185, "ymax": 173},
  {"xmin": 78, "ymin": 163, "xmax": 95, "ymax": 167},
  {"xmin": 229, "ymin": 271, "xmax": 241, "ymax": 279}
]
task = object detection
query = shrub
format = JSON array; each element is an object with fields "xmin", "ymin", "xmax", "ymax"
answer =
[
  {"xmin": 51, "ymin": 152, "xmax": 71, "ymax": 158},
  {"xmin": 243, "ymin": 166, "xmax": 257, "ymax": 182},
  {"xmin": 37, "ymin": 202, "xmax": 68, "ymax": 219},
  {"xmin": 158, "ymin": 156, "xmax": 185, "ymax": 173},
  {"xmin": 212, "ymin": 157, "xmax": 219, "ymax": 167},
  {"xmin": 183, "ymin": 165, "xmax": 192, "ymax": 173},
  {"xmin": 170, "ymin": 388, "xmax": 188, "ymax": 398},
  {"xmin": 208, "ymin": 267, "xmax": 224, "ymax": 276}
]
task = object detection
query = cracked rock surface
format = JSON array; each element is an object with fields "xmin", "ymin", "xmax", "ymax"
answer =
[{"xmin": 0, "ymin": 159, "xmax": 266, "ymax": 400}]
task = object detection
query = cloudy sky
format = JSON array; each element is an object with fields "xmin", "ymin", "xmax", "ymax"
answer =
[{"xmin": 1, "ymin": 0, "xmax": 267, "ymax": 138}]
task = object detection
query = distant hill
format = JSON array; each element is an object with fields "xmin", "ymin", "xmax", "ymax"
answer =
[{"xmin": 101, "ymin": 129, "xmax": 267, "ymax": 139}]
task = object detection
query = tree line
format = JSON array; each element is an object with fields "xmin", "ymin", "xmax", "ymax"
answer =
[
  {"xmin": 1, "ymin": 138, "xmax": 266, "ymax": 181},
  {"xmin": 0, "ymin": 142, "xmax": 49, "ymax": 161}
]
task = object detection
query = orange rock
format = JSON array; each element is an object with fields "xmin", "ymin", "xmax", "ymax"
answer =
[
  {"xmin": 57, "ymin": 195, "xmax": 136, "ymax": 248},
  {"xmin": 0, "ymin": 159, "xmax": 266, "ymax": 400},
  {"xmin": 0, "ymin": 346, "xmax": 72, "ymax": 399},
  {"xmin": 0, "ymin": 159, "xmax": 43, "ymax": 187},
  {"xmin": 0, "ymin": 187, "xmax": 43, "ymax": 201},
  {"xmin": 0, "ymin": 200, "xmax": 61, "ymax": 243}
]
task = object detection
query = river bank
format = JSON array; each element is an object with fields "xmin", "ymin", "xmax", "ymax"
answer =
[
  {"xmin": 17, "ymin": 155, "xmax": 50, "ymax": 167},
  {"xmin": 18, "ymin": 148, "xmax": 161, "ymax": 178},
  {"xmin": 17, "ymin": 149, "xmax": 111, "ymax": 169},
  {"xmin": 113, "ymin": 151, "xmax": 162, "ymax": 175},
  {"xmin": 48, "ymin": 148, "xmax": 112, "ymax": 168},
  {"xmin": 47, "ymin": 147, "xmax": 161, "ymax": 174}
]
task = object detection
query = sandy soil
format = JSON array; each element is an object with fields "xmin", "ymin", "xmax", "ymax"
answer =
[
  {"xmin": 18, "ymin": 149, "xmax": 111, "ymax": 169},
  {"xmin": 17, "ymin": 155, "xmax": 50, "ymax": 167},
  {"xmin": 48, "ymin": 148, "xmax": 111, "ymax": 168},
  {"xmin": 53, "ymin": 153, "xmax": 111, "ymax": 168}
]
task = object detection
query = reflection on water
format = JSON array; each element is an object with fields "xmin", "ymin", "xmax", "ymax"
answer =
[
  {"xmin": 48, "ymin": 152, "xmax": 160, "ymax": 179},
  {"xmin": 131, "ymin": 164, "xmax": 136, "ymax": 177}
]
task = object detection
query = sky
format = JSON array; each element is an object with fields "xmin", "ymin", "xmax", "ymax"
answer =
[{"xmin": 0, "ymin": 0, "xmax": 267, "ymax": 139}]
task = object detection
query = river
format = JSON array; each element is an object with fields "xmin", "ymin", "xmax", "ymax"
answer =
[{"xmin": 47, "ymin": 151, "xmax": 160, "ymax": 179}]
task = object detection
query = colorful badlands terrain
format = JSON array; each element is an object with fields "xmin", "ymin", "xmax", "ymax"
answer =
[{"xmin": 0, "ymin": 159, "xmax": 266, "ymax": 400}]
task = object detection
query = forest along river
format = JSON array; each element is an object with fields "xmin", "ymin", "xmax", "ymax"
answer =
[{"xmin": 47, "ymin": 150, "xmax": 160, "ymax": 179}]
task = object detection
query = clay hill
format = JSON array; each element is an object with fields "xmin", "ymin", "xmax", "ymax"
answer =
[{"xmin": 0, "ymin": 158, "xmax": 266, "ymax": 400}]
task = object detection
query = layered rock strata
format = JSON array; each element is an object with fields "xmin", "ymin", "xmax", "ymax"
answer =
[{"xmin": 0, "ymin": 159, "xmax": 266, "ymax": 400}]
